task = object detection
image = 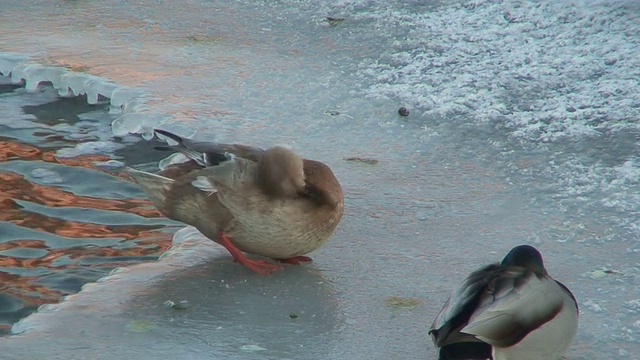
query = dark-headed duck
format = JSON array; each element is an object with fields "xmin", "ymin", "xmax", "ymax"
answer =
[{"xmin": 429, "ymin": 245, "xmax": 579, "ymax": 360}]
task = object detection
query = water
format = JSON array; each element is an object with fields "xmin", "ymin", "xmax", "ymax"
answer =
[
  {"xmin": 0, "ymin": 84, "xmax": 179, "ymax": 335},
  {"xmin": 1, "ymin": 0, "xmax": 639, "ymax": 359}
]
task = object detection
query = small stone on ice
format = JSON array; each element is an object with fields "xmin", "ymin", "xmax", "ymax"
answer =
[
  {"xmin": 583, "ymin": 298, "xmax": 603, "ymax": 313},
  {"xmin": 175, "ymin": 300, "xmax": 190, "ymax": 309},
  {"xmin": 164, "ymin": 299, "xmax": 189, "ymax": 310}
]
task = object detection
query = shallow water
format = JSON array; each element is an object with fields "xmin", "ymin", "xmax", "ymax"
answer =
[
  {"xmin": 1, "ymin": 0, "xmax": 639, "ymax": 359},
  {"xmin": 0, "ymin": 85, "xmax": 179, "ymax": 335}
]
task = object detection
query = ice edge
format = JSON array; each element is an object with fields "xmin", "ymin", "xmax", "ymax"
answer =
[{"xmin": 0, "ymin": 52, "xmax": 171, "ymax": 139}]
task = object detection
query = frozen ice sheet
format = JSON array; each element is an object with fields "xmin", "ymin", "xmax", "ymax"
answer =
[{"xmin": 0, "ymin": 0, "xmax": 639, "ymax": 359}]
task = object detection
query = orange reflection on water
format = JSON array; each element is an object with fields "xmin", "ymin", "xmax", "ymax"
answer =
[
  {"xmin": 0, "ymin": 171, "xmax": 160, "ymax": 218},
  {"xmin": 0, "ymin": 193, "xmax": 165, "ymax": 240},
  {"xmin": 0, "ymin": 140, "xmax": 175, "ymax": 327}
]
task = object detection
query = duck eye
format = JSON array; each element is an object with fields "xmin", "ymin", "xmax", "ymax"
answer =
[{"xmin": 302, "ymin": 184, "xmax": 323, "ymax": 204}]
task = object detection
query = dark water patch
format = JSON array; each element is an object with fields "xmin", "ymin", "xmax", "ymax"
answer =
[
  {"xmin": 33, "ymin": 267, "xmax": 112, "ymax": 294},
  {"xmin": 0, "ymin": 294, "xmax": 37, "ymax": 336},
  {"xmin": 0, "ymin": 83, "xmax": 22, "ymax": 94},
  {"xmin": 21, "ymin": 95, "xmax": 108, "ymax": 126}
]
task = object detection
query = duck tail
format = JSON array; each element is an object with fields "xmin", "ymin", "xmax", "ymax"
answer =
[{"xmin": 126, "ymin": 168, "xmax": 174, "ymax": 215}]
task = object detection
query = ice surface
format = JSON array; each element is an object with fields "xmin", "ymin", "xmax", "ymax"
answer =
[
  {"xmin": 0, "ymin": 53, "xmax": 29, "ymax": 77},
  {"xmin": 352, "ymin": 1, "xmax": 640, "ymax": 135},
  {"xmin": 111, "ymin": 112, "xmax": 171, "ymax": 137},
  {"xmin": 58, "ymin": 72, "xmax": 91, "ymax": 97},
  {"xmin": 109, "ymin": 87, "xmax": 150, "ymax": 113},
  {"xmin": 21, "ymin": 65, "xmax": 69, "ymax": 92},
  {"xmin": 340, "ymin": 0, "xmax": 640, "ymax": 241},
  {"xmin": 8, "ymin": 63, "xmax": 38, "ymax": 85},
  {"xmin": 0, "ymin": 0, "xmax": 639, "ymax": 359},
  {"xmin": 5, "ymin": 55, "xmax": 161, "ymax": 144},
  {"xmin": 84, "ymin": 76, "xmax": 118, "ymax": 105}
]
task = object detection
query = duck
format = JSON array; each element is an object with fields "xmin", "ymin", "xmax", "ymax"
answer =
[
  {"xmin": 429, "ymin": 244, "xmax": 579, "ymax": 360},
  {"xmin": 127, "ymin": 129, "xmax": 344, "ymax": 275}
]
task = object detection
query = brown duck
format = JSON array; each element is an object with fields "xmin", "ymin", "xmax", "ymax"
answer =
[{"xmin": 127, "ymin": 129, "xmax": 344, "ymax": 275}]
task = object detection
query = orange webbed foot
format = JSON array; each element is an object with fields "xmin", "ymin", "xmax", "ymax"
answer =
[
  {"xmin": 218, "ymin": 231, "xmax": 283, "ymax": 275},
  {"xmin": 237, "ymin": 258, "xmax": 284, "ymax": 275},
  {"xmin": 274, "ymin": 256, "xmax": 313, "ymax": 265}
]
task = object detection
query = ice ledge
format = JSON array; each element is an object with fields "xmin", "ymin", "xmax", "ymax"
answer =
[
  {"xmin": 8, "ymin": 226, "xmax": 225, "ymax": 336},
  {"xmin": 0, "ymin": 52, "xmax": 171, "ymax": 139}
]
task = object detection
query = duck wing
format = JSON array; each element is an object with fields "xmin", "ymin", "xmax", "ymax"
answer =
[
  {"xmin": 154, "ymin": 129, "xmax": 265, "ymax": 166},
  {"xmin": 430, "ymin": 264, "xmax": 502, "ymax": 347},
  {"xmin": 460, "ymin": 268, "xmax": 564, "ymax": 348}
]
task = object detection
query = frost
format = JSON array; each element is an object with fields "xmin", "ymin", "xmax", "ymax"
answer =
[
  {"xmin": 355, "ymin": 1, "xmax": 640, "ymax": 143},
  {"xmin": 624, "ymin": 299, "xmax": 640, "ymax": 313},
  {"xmin": 584, "ymin": 298, "xmax": 604, "ymax": 313},
  {"xmin": 613, "ymin": 160, "xmax": 640, "ymax": 185},
  {"xmin": 342, "ymin": 1, "xmax": 640, "ymax": 244}
]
